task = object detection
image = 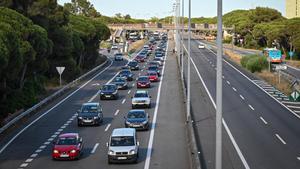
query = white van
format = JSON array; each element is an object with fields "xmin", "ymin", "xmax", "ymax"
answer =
[{"xmin": 107, "ymin": 128, "xmax": 139, "ymax": 164}]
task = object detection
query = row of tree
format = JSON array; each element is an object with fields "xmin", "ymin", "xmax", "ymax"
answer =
[{"xmin": 0, "ymin": 0, "xmax": 110, "ymax": 122}]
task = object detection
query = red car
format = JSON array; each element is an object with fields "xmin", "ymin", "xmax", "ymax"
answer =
[
  {"xmin": 134, "ymin": 55, "xmax": 145, "ymax": 62},
  {"xmin": 137, "ymin": 76, "xmax": 151, "ymax": 88},
  {"xmin": 147, "ymin": 71, "xmax": 159, "ymax": 82},
  {"xmin": 52, "ymin": 133, "xmax": 83, "ymax": 160}
]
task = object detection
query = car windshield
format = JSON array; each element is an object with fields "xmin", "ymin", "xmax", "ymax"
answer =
[
  {"xmin": 138, "ymin": 77, "xmax": 148, "ymax": 82},
  {"xmin": 102, "ymin": 85, "xmax": 115, "ymax": 91},
  {"xmin": 148, "ymin": 72, "xmax": 157, "ymax": 76},
  {"xmin": 110, "ymin": 136, "xmax": 135, "ymax": 146},
  {"xmin": 128, "ymin": 111, "xmax": 146, "ymax": 119},
  {"xmin": 115, "ymin": 53, "xmax": 122, "ymax": 56},
  {"xmin": 149, "ymin": 67, "xmax": 158, "ymax": 71},
  {"xmin": 57, "ymin": 137, "xmax": 77, "ymax": 145},
  {"xmin": 114, "ymin": 78, "xmax": 125, "ymax": 82},
  {"xmin": 129, "ymin": 62, "xmax": 137, "ymax": 66},
  {"xmin": 120, "ymin": 70, "xmax": 130, "ymax": 75},
  {"xmin": 81, "ymin": 105, "xmax": 98, "ymax": 113},
  {"xmin": 134, "ymin": 92, "xmax": 148, "ymax": 97}
]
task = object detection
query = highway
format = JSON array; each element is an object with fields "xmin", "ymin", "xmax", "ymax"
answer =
[
  {"xmin": 0, "ymin": 36, "xmax": 191, "ymax": 169},
  {"xmin": 183, "ymin": 39, "xmax": 300, "ymax": 169}
]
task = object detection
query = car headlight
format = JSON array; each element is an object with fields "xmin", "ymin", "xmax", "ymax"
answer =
[
  {"xmin": 94, "ymin": 116, "xmax": 99, "ymax": 119},
  {"xmin": 126, "ymin": 121, "xmax": 131, "ymax": 125},
  {"xmin": 53, "ymin": 150, "xmax": 59, "ymax": 154},
  {"xmin": 129, "ymin": 150, "xmax": 136, "ymax": 155},
  {"xmin": 100, "ymin": 92, "xmax": 104, "ymax": 95},
  {"xmin": 142, "ymin": 120, "xmax": 148, "ymax": 124},
  {"xmin": 70, "ymin": 150, "xmax": 76, "ymax": 153},
  {"xmin": 78, "ymin": 117, "xmax": 83, "ymax": 119},
  {"xmin": 108, "ymin": 150, "xmax": 114, "ymax": 155},
  {"xmin": 113, "ymin": 91, "xmax": 117, "ymax": 94}
]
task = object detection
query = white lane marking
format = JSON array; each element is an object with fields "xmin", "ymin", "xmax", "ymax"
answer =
[
  {"xmin": 275, "ymin": 134, "xmax": 287, "ymax": 145},
  {"xmin": 240, "ymin": 95, "xmax": 245, "ymax": 100},
  {"xmin": 39, "ymin": 145, "xmax": 46, "ymax": 149},
  {"xmin": 248, "ymin": 105, "xmax": 255, "ymax": 111},
  {"xmin": 232, "ymin": 87, "xmax": 237, "ymax": 92},
  {"xmin": 128, "ymin": 90, "xmax": 131, "ymax": 94},
  {"xmin": 141, "ymin": 69, "xmax": 144, "ymax": 72},
  {"xmin": 114, "ymin": 109, "xmax": 120, "ymax": 116},
  {"xmin": 139, "ymin": 73, "xmax": 141, "ymax": 76},
  {"xmin": 144, "ymin": 40, "xmax": 168, "ymax": 169},
  {"xmin": 60, "ymin": 126, "xmax": 66, "ymax": 129},
  {"xmin": 44, "ymin": 142, "xmax": 50, "ymax": 145},
  {"xmin": 57, "ymin": 128, "xmax": 63, "ymax": 132},
  {"xmin": 30, "ymin": 154, "xmax": 38, "ymax": 158},
  {"xmin": 66, "ymin": 120, "xmax": 72, "ymax": 124},
  {"xmin": 132, "ymin": 83, "xmax": 135, "ymax": 87},
  {"xmin": 104, "ymin": 124, "xmax": 111, "ymax": 132},
  {"xmin": 54, "ymin": 132, "xmax": 60, "ymax": 135},
  {"xmin": 297, "ymin": 157, "xmax": 300, "ymax": 161},
  {"xmin": 222, "ymin": 75, "xmax": 225, "ymax": 79},
  {"xmin": 0, "ymin": 59, "xmax": 114, "ymax": 154},
  {"xmin": 227, "ymin": 81, "xmax": 231, "ymax": 85},
  {"xmin": 260, "ymin": 117, "xmax": 268, "ymax": 125},
  {"xmin": 122, "ymin": 99, "xmax": 126, "ymax": 104},
  {"xmin": 47, "ymin": 138, "xmax": 54, "ymax": 142},
  {"xmin": 91, "ymin": 143, "xmax": 100, "ymax": 154},
  {"xmin": 20, "ymin": 163, "xmax": 28, "ymax": 167},
  {"xmin": 35, "ymin": 149, "xmax": 42, "ymax": 153},
  {"xmin": 51, "ymin": 135, "xmax": 57, "ymax": 138},
  {"xmin": 25, "ymin": 158, "xmax": 33, "ymax": 163},
  {"xmin": 186, "ymin": 47, "xmax": 251, "ymax": 169}
]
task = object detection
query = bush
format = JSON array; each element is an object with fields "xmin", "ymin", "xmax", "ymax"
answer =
[{"xmin": 241, "ymin": 55, "xmax": 268, "ymax": 73}]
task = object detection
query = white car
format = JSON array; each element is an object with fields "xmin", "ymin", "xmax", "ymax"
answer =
[
  {"xmin": 111, "ymin": 45, "xmax": 118, "ymax": 50},
  {"xmin": 131, "ymin": 90, "xmax": 151, "ymax": 108},
  {"xmin": 198, "ymin": 43, "xmax": 205, "ymax": 49}
]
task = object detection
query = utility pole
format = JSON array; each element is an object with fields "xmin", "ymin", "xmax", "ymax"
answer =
[
  {"xmin": 187, "ymin": 0, "xmax": 191, "ymax": 122},
  {"xmin": 181, "ymin": 0, "xmax": 184, "ymax": 81},
  {"xmin": 216, "ymin": 0, "xmax": 223, "ymax": 169}
]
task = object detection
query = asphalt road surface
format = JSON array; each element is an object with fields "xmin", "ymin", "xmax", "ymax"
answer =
[
  {"xmin": 183, "ymin": 39, "xmax": 300, "ymax": 169},
  {"xmin": 0, "ymin": 37, "xmax": 191, "ymax": 169}
]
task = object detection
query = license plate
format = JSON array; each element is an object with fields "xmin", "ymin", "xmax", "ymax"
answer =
[
  {"xmin": 118, "ymin": 157, "xmax": 127, "ymax": 160},
  {"xmin": 133, "ymin": 125, "xmax": 140, "ymax": 127},
  {"xmin": 60, "ymin": 154, "xmax": 69, "ymax": 158},
  {"xmin": 141, "ymin": 85, "xmax": 145, "ymax": 86},
  {"xmin": 83, "ymin": 120, "xmax": 92, "ymax": 123},
  {"xmin": 106, "ymin": 95, "xmax": 111, "ymax": 98}
]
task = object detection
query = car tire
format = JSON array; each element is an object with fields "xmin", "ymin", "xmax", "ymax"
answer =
[
  {"xmin": 148, "ymin": 104, "xmax": 151, "ymax": 108},
  {"xmin": 108, "ymin": 158, "xmax": 112, "ymax": 164}
]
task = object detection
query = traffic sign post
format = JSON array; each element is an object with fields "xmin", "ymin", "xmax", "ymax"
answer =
[
  {"xmin": 56, "ymin": 67, "xmax": 65, "ymax": 87},
  {"xmin": 275, "ymin": 65, "xmax": 287, "ymax": 84},
  {"xmin": 289, "ymin": 51, "xmax": 294, "ymax": 60}
]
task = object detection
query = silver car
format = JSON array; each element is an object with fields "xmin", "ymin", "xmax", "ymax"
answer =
[
  {"xmin": 107, "ymin": 128, "xmax": 139, "ymax": 164},
  {"xmin": 131, "ymin": 90, "xmax": 151, "ymax": 108}
]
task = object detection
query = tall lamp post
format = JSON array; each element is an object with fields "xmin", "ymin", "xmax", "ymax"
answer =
[{"xmin": 216, "ymin": 0, "xmax": 223, "ymax": 168}]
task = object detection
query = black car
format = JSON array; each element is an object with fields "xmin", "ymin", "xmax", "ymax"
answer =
[
  {"xmin": 148, "ymin": 66, "xmax": 161, "ymax": 76},
  {"xmin": 77, "ymin": 103, "xmax": 103, "ymax": 126},
  {"xmin": 125, "ymin": 110, "xmax": 150, "ymax": 130},
  {"xmin": 112, "ymin": 77, "xmax": 128, "ymax": 90},
  {"xmin": 119, "ymin": 69, "xmax": 134, "ymax": 81},
  {"xmin": 100, "ymin": 84, "xmax": 119, "ymax": 100},
  {"xmin": 127, "ymin": 61, "xmax": 139, "ymax": 70}
]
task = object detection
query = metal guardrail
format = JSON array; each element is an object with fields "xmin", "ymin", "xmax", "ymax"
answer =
[{"xmin": 0, "ymin": 56, "xmax": 110, "ymax": 134}]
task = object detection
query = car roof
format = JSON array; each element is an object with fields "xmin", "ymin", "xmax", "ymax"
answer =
[
  {"xmin": 111, "ymin": 128, "xmax": 135, "ymax": 137},
  {"xmin": 138, "ymin": 76, "xmax": 148, "ymax": 79},
  {"xmin": 82, "ymin": 102, "xmax": 99, "ymax": 106},
  {"xmin": 59, "ymin": 133, "xmax": 79, "ymax": 138},
  {"xmin": 128, "ymin": 109, "xmax": 146, "ymax": 113},
  {"xmin": 135, "ymin": 90, "xmax": 148, "ymax": 94}
]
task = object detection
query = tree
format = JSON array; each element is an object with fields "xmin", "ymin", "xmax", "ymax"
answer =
[
  {"xmin": 124, "ymin": 14, "xmax": 131, "ymax": 20},
  {"xmin": 64, "ymin": 0, "xmax": 101, "ymax": 17},
  {"xmin": 115, "ymin": 13, "xmax": 122, "ymax": 18}
]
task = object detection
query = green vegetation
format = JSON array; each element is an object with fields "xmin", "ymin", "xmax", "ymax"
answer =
[
  {"xmin": 0, "ymin": 0, "xmax": 110, "ymax": 122},
  {"xmin": 241, "ymin": 55, "xmax": 268, "ymax": 73}
]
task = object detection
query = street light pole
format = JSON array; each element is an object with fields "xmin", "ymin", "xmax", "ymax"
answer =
[
  {"xmin": 216, "ymin": 0, "xmax": 223, "ymax": 169},
  {"xmin": 187, "ymin": 0, "xmax": 191, "ymax": 122},
  {"xmin": 181, "ymin": 0, "xmax": 184, "ymax": 80}
]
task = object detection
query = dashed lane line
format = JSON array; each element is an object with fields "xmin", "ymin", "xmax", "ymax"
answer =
[
  {"xmin": 275, "ymin": 134, "xmax": 287, "ymax": 145},
  {"xmin": 260, "ymin": 117, "xmax": 268, "ymax": 125},
  {"xmin": 122, "ymin": 99, "xmax": 126, "ymax": 104},
  {"xmin": 90, "ymin": 143, "xmax": 100, "ymax": 154},
  {"xmin": 240, "ymin": 95, "xmax": 245, "ymax": 100},
  {"xmin": 248, "ymin": 105, "xmax": 255, "ymax": 111},
  {"xmin": 232, "ymin": 87, "xmax": 237, "ymax": 92},
  {"xmin": 114, "ymin": 109, "xmax": 120, "ymax": 116},
  {"xmin": 104, "ymin": 124, "xmax": 111, "ymax": 132},
  {"xmin": 227, "ymin": 81, "xmax": 231, "ymax": 85},
  {"xmin": 128, "ymin": 90, "xmax": 131, "ymax": 94}
]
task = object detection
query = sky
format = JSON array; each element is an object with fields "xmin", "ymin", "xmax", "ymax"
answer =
[{"xmin": 58, "ymin": 0, "xmax": 285, "ymax": 19}]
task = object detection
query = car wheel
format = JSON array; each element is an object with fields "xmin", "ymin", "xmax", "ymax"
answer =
[
  {"xmin": 77, "ymin": 123, "xmax": 82, "ymax": 127},
  {"xmin": 148, "ymin": 103, "xmax": 151, "ymax": 108},
  {"xmin": 108, "ymin": 158, "xmax": 112, "ymax": 164}
]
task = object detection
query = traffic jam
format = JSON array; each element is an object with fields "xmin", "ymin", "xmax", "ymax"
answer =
[{"xmin": 51, "ymin": 32, "xmax": 168, "ymax": 164}]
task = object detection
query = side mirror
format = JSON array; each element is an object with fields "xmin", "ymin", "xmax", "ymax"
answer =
[
  {"xmin": 79, "ymin": 137, "xmax": 83, "ymax": 143},
  {"xmin": 106, "ymin": 142, "xmax": 109, "ymax": 147},
  {"xmin": 137, "ymin": 141, "xmax": 140, "ymax": 146}
]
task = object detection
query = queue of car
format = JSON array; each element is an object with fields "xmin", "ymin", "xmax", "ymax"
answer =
[{"xmin": 52, "ymin": 33, "xmax": 168, "ymax": 164}]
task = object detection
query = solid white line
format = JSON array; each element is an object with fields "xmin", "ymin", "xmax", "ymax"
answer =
[
  {"xmin": 260, "ymin": 117, "xmax": 268, "ymax": 125},
  {"xmin": 232, "ymin": 87, "xmax": 237, "ymax": 92},
  {"xmin": 144, "ymin": 40, "xmax": 169, "ymax": 169},
  {"xmin": 25, "ymin": 158, "xmax": 33, "ymax": 163},
  {"xmin": 240, "ymin": 95, "xmax": 245, "ymax": 100},
  {"xmin": 114, "ymin": 109, "xmax": 120, "ymax": 116},
  {"xmin": 30, "ymin": 154, "xmax": 38, "ymax": 158},
  {"xmin": 248, "ymin": 105, "xmax": 255, "ymax": 111},
  {"xmin": 187, "ymin": 50, "xmax": 250, "ymax": 169},
  {"xmin": 275, "ymin": 134, "xmax": 287, "ymax": 145},
  {"xmin": 128, "ymin": 90, "xmax": 131, "ymax": 94},
  {"xmin": 227, "ymin": 81, "xmax": 231, "ymax": 85},
  {"xmin": 122, "ymin": 99, "xmax": 126, "ymax": 104},
  {"xmin": 0, "ymin": 59, "xmax": 114, "ymax": 154},
  {"xmin": 90, "ymin": 143, "xmax": 99, "ymax": 154},
  {"xmin": 20, "ymin": 163, "xmax": 28, "ymax": 167},
  {"xmin": 104, "ymin": 124, "xmax": 111, "ymax": 132}
]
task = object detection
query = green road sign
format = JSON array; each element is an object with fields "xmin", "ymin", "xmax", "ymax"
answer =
[{"xmin": 289, "ymin": 90, "xmax": 300, "ymax": 102}]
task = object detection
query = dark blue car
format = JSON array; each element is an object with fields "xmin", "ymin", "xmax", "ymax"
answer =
[
  {"xmin": 100, "ymin": 84, "xmax": 118, "ymax": 100},
  {"xmin": 119, "ymin": 70, "xmax": 134, "ymax": 81},
  {"xmin": 124, "ymin": 110, "xmax": 149, "ymax": 130}
]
